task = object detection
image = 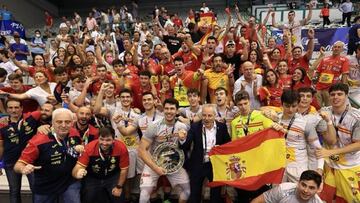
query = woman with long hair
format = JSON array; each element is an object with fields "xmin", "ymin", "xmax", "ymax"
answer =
[
  {"xmin": 291, "ymin": 67, "xmax": 309, "ymax": 90},
  {"xmin": 276, "ymin": 60, "xmax": 292, "ymax": 90},
  {"xmin": 258, "ymin": 69, "xmax": 283, "ymax": 107},
  {"xmin": 10, "ymin": 53, "xmax": 55, "ymax": 82}
]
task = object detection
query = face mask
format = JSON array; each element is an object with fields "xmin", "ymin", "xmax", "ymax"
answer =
[
  {"xmin": 35, "ymin": 34, "xmax": 41, "ymax": 38},
  {"xmin": 106, "ymin": 56, "xmax": 114, "ymax": 64}
]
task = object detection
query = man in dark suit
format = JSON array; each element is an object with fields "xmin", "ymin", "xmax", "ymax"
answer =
[{"xmin": 179, "ymin": 104, "xmax": 231, "ymax": 203}]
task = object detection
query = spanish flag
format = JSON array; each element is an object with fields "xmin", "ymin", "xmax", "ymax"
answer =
[{"xmin": 208, "ymin": 128, "xmax": 286, "ymax": 190}]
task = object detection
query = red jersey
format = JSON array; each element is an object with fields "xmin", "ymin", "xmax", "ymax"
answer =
[
  {"xmin": 279, "ymin": 75, "xmax": 292, "ymax": 90},
  {"xmin": 287, "ymin": 55, "xmax": 310, "ymax": 74},
  {"xmin": 316, "ymin": 55, "xmax": 350, "ymax": 90},
  {"xmin": 258, "ymin": 85, "xmax": 283, "ymax": 107},
  {"xmin": 0, "ymin": 86, "xmax": 39, "ymax": 112},
  {"xmin": 77, "ymin": 139, "xmax": 129, "ymax": 179},
  {"xmin": 172, "ymin": 51, "xmax": 200, "ymax": 72},
  {"xmin": 28, "ymin": 66, "xmax": 55, "ymax": 82}
]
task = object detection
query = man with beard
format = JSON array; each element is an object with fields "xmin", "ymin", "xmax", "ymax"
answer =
[
  {"xmin": 14, "ymin": 108, "xmax": 82, "ymax": 203},
  {"xmin": 156, "ymin": 47, "xmax": 175, "ymax": 76},
  {"xmin": 72, "ymin": 126, "xmax": 129, "ymax": 203},
  {"xmin": 199, "ymin": 36, "xmax": 217, "ymax": 70},
  {"xmin": 74, "ymin": 106, "xmax": 99, "ymax": 145},
  {"xmin": 138, "ymin": 98, "xmax": 190, "ymax": 203},
  {"xmin": 0, "ymin": 99, "xmax": 44, "ymax": 203},
  {"xmin": 201, "ymin": 54, "xmax": 235, "ymax": 104},
  {"xmin": 39, "ymin": 102, "xmax": 54, "ymax": 125},
  {"xmin": 172, "ymin": 34, "xmax": 201, "ymax": 72}
]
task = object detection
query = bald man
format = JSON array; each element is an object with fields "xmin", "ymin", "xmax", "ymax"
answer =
[
  {"xmin": 233, "ymin": 61, "xmax": 263, "ymax": 109},
  {"xmin": 314, "ymin": 41, "xmax": 350, "ymax": 107},
  {"xmin": 14, "ymin": 108, "xmax": 82, "ymax": 203}
]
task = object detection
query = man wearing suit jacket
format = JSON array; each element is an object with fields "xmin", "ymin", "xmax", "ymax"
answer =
[{"xmin": 179, "ymin": 104, "xmax": 231, "ymax": 203}]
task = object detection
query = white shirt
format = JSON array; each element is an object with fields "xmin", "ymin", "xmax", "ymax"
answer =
[
  {"xmin": 25, "ymin": 83, "xmax": 57, "ymax": 106},
  {"xmin": 340, "ymin": 2, "xmax": 353, "ymax": 13},
  {"xmin": 0, "ymin": 60, "xmax": 19, "ymax": 83},
  {"xmin": 203, "ymin": 122, "xmax": 217, "ymax": 162},
  {"xmin": 233, "ymin": 75, "xmax": 263, "ymax": 109},
  {"xmin": 200, "ymin": 7, "xmax": 210, "ymax": 13}
]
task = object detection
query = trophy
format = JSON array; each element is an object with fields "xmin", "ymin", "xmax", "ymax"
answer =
[{"xmin": 153, "ymin": 142, "xmax": 185, "ymax": 174}]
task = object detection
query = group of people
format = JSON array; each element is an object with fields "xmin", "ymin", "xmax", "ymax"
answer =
[{"xmin": 0, "ymin": 1, "xmax": 359, "ymax": 203}]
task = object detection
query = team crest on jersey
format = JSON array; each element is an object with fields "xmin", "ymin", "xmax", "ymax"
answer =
[
  {"xmin": 329, "ymin": 154, "xmax": 340, "ymax": 162},
  {"xmin": 111, "ymin": 157, "xmax": 116, "ymax": 163},
  {"xmin": 225, "ymin": 156, "xmax": 246, "ymax": 180}
]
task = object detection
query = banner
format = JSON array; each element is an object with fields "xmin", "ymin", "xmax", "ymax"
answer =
[
  {"xmin": 0, "ymin": 20, "xmax": 26, "ymax": 38},
  {"xmin": 271, "ymin": 27, "xmax": 349, "ymax": 52},
  {"xmin": 208, "ymin": 128, "xmax": 286, "ymax": 190},
  {"xmin": 301, "ymin": 27, "xmax": 349, "ymax": 52}
]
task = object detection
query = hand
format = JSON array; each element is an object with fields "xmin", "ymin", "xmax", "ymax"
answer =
[
  {"xmin": 84, "ymin": 77, "xmax": 93, "ymax": 88},
  {"xmin": 22, "ymin": 164, "xmax": 41, "ymax": 175},
  {"xmin": 319, "ymin": 111, "xmax": 331, "ymax": 122},
  {"xmin": 100, "ymin": 82, "xmax": 110, "ymax": 93},
  {"xmin": 112, "ymin": 187, "xmax": 122, "ymax": 197},
  {"xmin": 61, "ymin": 92, "xmax": 70, "ymax": 104},
  {"xmin": 271, "ymin": 12, "xmax": 275, "ymax": 18},
  {"xmin": 308, "ymin": 28, "xmax": 315, "ymax": 39},
  {"xmin": 74, "ymin": 145, "xmax": 85, "ymax": 153},
  {"xmin": 75, "ymin": 168, "xmax": 87, "ymax": 179},
  {"xmin": 272, "ymin": 123, "xmax": 286, "ymax": 133},
  {"xmin": 112, "ymin": 114, "xmax": 124, "ymax": 124},
  {"xmin": 316, "ymin": 148, "xmax": 334, "ymax": 158},
  {"xmin": 154, "ymin": 166, "xmax": 166, "ymax": 176},
  {"xmin": 319, "ymin": 46, "xmax": 325, "ymax": 56},
  {"xmin": 46, "ymin": 95, "xmax": 57, "ymax": 105},
  {"xmin": 225, "ymin": 64, "xmax": 235, "ymax": 76},
  {"xmin": 178, "ymin": 129, "xmax": 187, "ymax": 141},
  {"xmin": 316, "ymin": 168, "xmax": 323, "ymax": 176},
  {"xmin": 37, "ymin": 124, "xmax": 51, "ymax": 134}
]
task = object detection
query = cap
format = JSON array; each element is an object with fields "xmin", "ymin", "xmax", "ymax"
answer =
[{"xmin": 226, "ymin": 40, "xmax": 235, "ymax": 46}]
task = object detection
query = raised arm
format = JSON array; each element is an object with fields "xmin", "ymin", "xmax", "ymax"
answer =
[
  {"xmin": 234, "ymin": 4, "xmax": 248, "ymax": 27},
  {"xmin": 305, "ymin": 28, "xmax": 315, "ymax": 60},
  {"xmin": 303, "ymin": 4, "xmax": 313, "ymax": 25}
]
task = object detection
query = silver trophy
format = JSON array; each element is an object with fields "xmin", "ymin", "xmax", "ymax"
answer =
[{"xmin": 153, "ymin": 142, "xmax": 185, "ymax": 174}]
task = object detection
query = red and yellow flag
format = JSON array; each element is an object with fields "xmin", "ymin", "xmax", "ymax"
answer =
[{"xmin": 208, "ymin": 128, "xmax": 286, "ymax": 190}]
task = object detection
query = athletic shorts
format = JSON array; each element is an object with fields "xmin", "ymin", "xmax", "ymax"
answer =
[{"xmin": 140, "ymin": 165, "xmax": 189, "ymax": 188}]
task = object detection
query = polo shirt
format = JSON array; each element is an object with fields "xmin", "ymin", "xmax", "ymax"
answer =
[
  {"xmin": 77, "ymin": 139, "xmax": 129, "ymax": 179},
  {"xmin": 18, "ymin": 128, "xmax": 81, "ymax": 194}
]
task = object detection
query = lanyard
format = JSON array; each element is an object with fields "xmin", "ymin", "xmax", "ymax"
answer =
[
  {"xmin": 145, "ymin": 111, "xmax": 157, "ymax": 125},
  {"xmin": 124, "ymin": 110, "xmax": 131, "ymax": 127},
  {"xmin": 165, "ymin": 119, "xmax": 176, "ymax": 141},
  {"xmin": 53, "ymin": 131, "xmax": 68, "ymax": 153},
  {"xmin": 281, "ymin": 116, "xmax": 296, "ymax": 139},
  {"xmin": 242, "ymin": 111, "xmax": 253, "ymax": 136},
  {"xmin": 332, "ymin": 106, "xmax": 349, "ymax": 138}
]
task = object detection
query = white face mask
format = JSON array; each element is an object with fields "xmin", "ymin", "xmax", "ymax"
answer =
[{"xmin": 35, "ymin": 34, "xmax": 41, "ymax": 38}]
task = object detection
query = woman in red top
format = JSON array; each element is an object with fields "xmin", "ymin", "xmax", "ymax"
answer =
[
  {"xmin": 269, "ymin": 48, "xmax": 282, "ymax": 69},
  {"xmin": 124, "ymin": 51, "xmax": 139, "ymax": 75},
  {"xmin": 276, "ymin": 60, "xmax": 292, "ymax": 90},
  {"xmin": 320, "ymin": 3, "xmax": 330, "ymax": 27},
  {"xmin": 11, "ymin": 54, "xmax": 55, "ymax": 82},
  {"xmin": 258, "ymin": 69, "xmax": 283, "ymax": 107},
  {"xmin": 291, "ymin": 67, "xmax": 309, "ymax": 91}
]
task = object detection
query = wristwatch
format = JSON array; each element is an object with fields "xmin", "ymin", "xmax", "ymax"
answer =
[{"xmin": 115, "ymin": 184, "xmax": 123, "ymax": 189}]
